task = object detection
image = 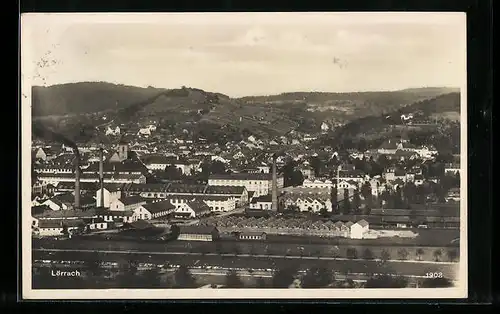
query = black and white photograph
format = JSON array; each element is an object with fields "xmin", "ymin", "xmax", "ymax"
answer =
[{"xmin": 21, "ymin": 12, "xmax": 467, "ymax": 299}]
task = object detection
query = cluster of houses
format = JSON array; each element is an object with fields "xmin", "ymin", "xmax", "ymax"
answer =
[
  {"xmin": 31, "ymin": 125, "xmax": 459, "ymax": 238},
  {"xmin": 166, "ymin": 219, "xmax": 370, "ymax": 242}
]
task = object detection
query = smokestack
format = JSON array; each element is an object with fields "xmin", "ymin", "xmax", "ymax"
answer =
[
  {"xmin": 99, "ymin": 147, "xmax": 104, "ymax": 208},
  {"xmin": 74, "ymin": 151, "xmax": 80, "ymax": 210},
  {"xmin": 271, "ymin": 154, "xmax": 278, "ymax": 211}
]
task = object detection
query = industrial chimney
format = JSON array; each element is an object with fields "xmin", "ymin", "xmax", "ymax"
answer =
[
  {"xmin": 74, "ymin": 150, "xmax": 81, "ymax": 210},
  {"xmin": 99, "ymin": 146, "xmax": 104, "ymax": 208},
  {"xmin": 271, "ymin": 154, "xmax": 278, "ymax": 211}
]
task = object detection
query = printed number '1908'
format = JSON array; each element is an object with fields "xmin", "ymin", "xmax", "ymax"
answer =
[{"xmin": 425, "ymin": 272, "xmax": 443, "ymax": 278}]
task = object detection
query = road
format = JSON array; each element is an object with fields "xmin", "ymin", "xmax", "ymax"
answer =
[
  {"xmin": 33, "ymin": 248, "xmax": 455, "ymax": 265},
  {"xmin": 33, "ymin": 236, "xmax": 459, "ymax": 263},
  {"xmin": 32, "ymin": 248, "xmax": 459, "ymax": 279}
]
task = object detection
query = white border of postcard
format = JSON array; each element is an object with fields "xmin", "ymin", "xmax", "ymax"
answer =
[{"xmin": 21, "ymin": 12, "xmax": 468, "ymax": 299}]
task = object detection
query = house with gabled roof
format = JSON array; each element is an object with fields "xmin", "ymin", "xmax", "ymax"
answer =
[
  {"xmin": 173, "ymin": 200, "xmax": 211, "ymax": 219},
  {"xmin": 350, "ymin": 219, "xmax": 369, "ymax": 239},
  {"xmin": 109, "ymin": 196, "xmax": 147, "ymax": 212},
  {"xmin": 377, "ymin": 139, "xmax": 399, "ymax": 155},
  {"xmin": 178, "ymin": 225, "xmax": 220, "ymax": 241},
  {"xmin": 134, "ymin": 200, "xmax": 176, "ymax": 220}
]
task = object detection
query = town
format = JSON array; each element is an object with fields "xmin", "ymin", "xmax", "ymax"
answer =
[{"xmin": 31, "ymin": 108, "xmax": 461, "ymax": 289}]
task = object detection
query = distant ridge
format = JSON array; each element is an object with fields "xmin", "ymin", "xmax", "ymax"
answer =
[{"xmin": 31, "ymin": 82, "xmax": 460, "ymax": 141}]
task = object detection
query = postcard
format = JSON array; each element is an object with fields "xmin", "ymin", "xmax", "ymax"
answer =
[{"xmin": 21, "ymin": 12, "xmax": 467, "ymax": 299}]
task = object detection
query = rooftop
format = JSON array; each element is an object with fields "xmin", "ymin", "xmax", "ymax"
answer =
[
  {"xmin": 142, "ymin": 200, "xmax": 176, "ymax": 214},
  {"xmin": 179, "ymin": 225, "xmax": 218, "ymax": 235},
  {"xmin": 209, "ymin": 173, "xmax": 280, "ymax": 181}
]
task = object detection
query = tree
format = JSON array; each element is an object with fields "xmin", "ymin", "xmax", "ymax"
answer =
[
  {"xmin": 331, "ymin": 183, "xmax": 339, "ymax": 214},
  {"xmin": 362, "ymin": 248, "xmax": 374, "ymax": 260},
  {"xmin": 116, "ymin": 259, "xmax": 139, "ymax": 288},
  {"xmin": 402, "ymin": 181, "xmax": 417, "ymax": 205},
  {"xmin": 346, "ymin": 248, "xmax": 358, "ymax": 259},
  {"xmin": 394, "ymin": 186, "xmax": 405, "ymax": 208},
  {"xmin": 282, "ymin": 160, "xmax": 303, "ymax": 187},
  {"xmin": 248, "ymin": 244, "xmax": 257, "ymax": 256},
  {"xmin": 309, "ymin": 156, "xmax": 323, "ymax": 177},
  {"xmin": 352, "ymin": 189, "xmax": 361, "ymax": 214},
  {"xmin": 256, "ymin": 277, "xmax": 267, "ymax": 288},
  {"xmin": 365, "ymin": 275, "xmax": 408, "ymax": 288},
  {"xmin": 232, "ymin": 244, "xmax": 241, "ymax": 256},
  {"xmin": 85, "ymin": 252, "xmax": 104, "ymax": 278},
  {"xmin": 416, "ymin": 248, "xmax": 425, "ymax": 261},
  {"xmin": 433, "ymin": 249, "xmax": 443, "ymax": 262},
  {"xmin": 319, "ymin": 207, "xmax": 329, "ymax": 217},
  {"xmin": 141, "ymin": 266, "xmax": 162, "ymax": 288},
  {"xmin": 301, "ymin": 267, "xmax": 334, "ymax": 288},
  {"xmin": 336, "ymin": 279, "xmax": 356, "ymax": 289},
  {"xmin": 397, "ymin": 248, "xmax": 409, "ymax": 260},
  {"xmin": 61, "ymin": 224, "xmax": 69, "ymax": 236},
  {"xmin": 225, "ymin": 270, "xmax": 244, "ymax": 288},
  {"xmin": 215, "ymin": 241, "xmax": 223, "ymax": 255},
  {"xmin": 170, "ymin": 224, "xmax": 180, "ymax": 239},
  {"xmin": 174, "ymin": 265, "xmax": 197, "ymax": 288},
  {"xmin": 420, "ymin": 277, "xmax": 454, "ymax": 288},
  {"xmin": 380, "ymin": 249, "xmax": 391, "ymax": 263},
  {"xmin": 271, "ymin": 267, "xmax": 297, "ymax": 288},
  {"xmin": 164, "ymin": 165, "xmax": 183, "ymax": 180},
  {"xmin": 342, "ymin": 189, "xmax": 351, "ymax": 214},
  {"xmin": 380, "ymin": 190, "xmax": 392, "ymax": 208},
  {"xmin": 361, "ymin": 181, "xmax": 373, "ymax": 214},
  {"xmin": 210, "ymin": 161, "xmax": 227, "ymax": 175},
  {"xmin": 446, "ymin": 249, "xmax": 459, "ymax": 262}
]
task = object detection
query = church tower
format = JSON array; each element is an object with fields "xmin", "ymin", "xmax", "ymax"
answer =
[{"xmin": 117, "ymin": 140, "xmax": 128, "ymax": 161}]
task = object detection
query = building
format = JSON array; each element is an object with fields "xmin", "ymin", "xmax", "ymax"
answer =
[
  {"xmin": 55, "ymin": 181, "xmax": 98, "ymax": 196},
  {"xmin": 126, "ymin": 183, "xmax": 170, "ymax": 199},
  {"xmin": 173, "ymin": 200, "xmax": 212, "ymax": 219},
  {"xmin": 142, "ymin": 155, "xmax": 181, "ymax": 171},
  {"xmin": 302, "ymin": 179, "xmax": 333, "ymax": 189},
  {"xmin": 105, "ymin": 126, "xmax": 121, "ymax": 136},
  {"xmin": 36, "ymin": 219, "xmax": 83, "ymax": 237},
  {"xmin": 95, "ymin": 184, "xmax": 125, "ymax": 208},
  {"xmin": 298, "ymin": 165, "xmax": 315, "ymax": 179},
  {"xmin": 34, "ymin": 163, "xmax": 73, "ymax": 174},
  {"xmin": 137, "ymin": 127, "xmax": 152, "ymax": 136},
  {"xmin": 41, "ymin": 194, "xmax": 74, "ymax": 211},
  {"xmin": 88, "ymin": 218, "xmax": 109, "ymax": 230},
  {"xmin": 377, "ymin": 139, "xmax": 399, "ymax": 155},
  {"xmin": 204, "ymin": 185, "xmax": 249, "ymax": 206},
  {"xmin": 109, "ymin": 196, "xmax": 147, "ymax": 211},
  {"xmin": 37, "ymin": 172, "xmax": 147, "ymax": 186},
  {"xmin": 135, "ymin": 200, "xmax": 176, "ymax": 220},
  {"xmin": 444, "ymin": 163, "xmax": 461, "ymax": 176},
  {"xmin": 249, "ymin": 194, "xmax": 273, "ymax": 210},
  {"xmin": 96, "ymin": 208, "xmax": 135, "ymax": 224},
  {"xmin": 445, "ymin": 188, "xmax": 460, "ymax": 202},
  {"xmin": 208, "ymin": 173, "xmax": 284, "ymax": 197},
  {"xmin": 285, "ymin": 196, "xmax": 332, "ymax": 213},
  {"xmin": 177, "ymin": 225, "xmax": 220, "ymax": 241},
  {"xmin": 108, "ymin": 141, "xmax": 130, "ymax": 162},
  {"xmin": 383, "ymin": 167, "xmax": 407, "ymax": 183},
  {"xmin": 333, "ymin": 221, "xmax": 350, "ymax": 237},
  {"xmin": 350, "ymin": 220, "xmax": 369, "ymax": 239},
  {"xmin": 200, "ymin": 196, "xmax": 236, "ymax": 212},
  {"xmin": 321, "ymin": 122, "xmax": 330, "ymax": 133},
  {"xmin": 238, "ymin": 232, "xmax": 267, "ymax": 241}
]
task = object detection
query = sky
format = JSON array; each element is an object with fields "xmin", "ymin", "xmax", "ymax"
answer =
[{"xmin": 21, "ymin": 12, "xmax": 466, "ymax": 97}]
